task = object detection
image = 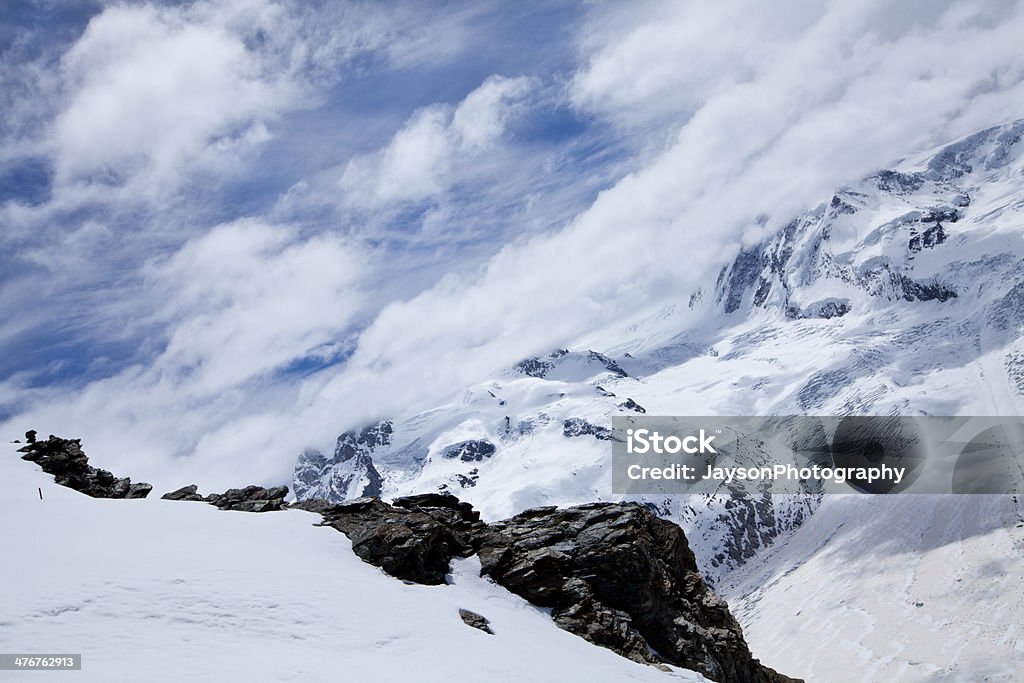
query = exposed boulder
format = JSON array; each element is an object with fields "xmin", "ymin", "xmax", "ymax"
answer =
[
  {"xmin": 18, "ymin": 434, "xmax": 151, "ymax": 500},
  {"xmin": 161, "ymin": 484, "xmax": 205, "ymax": 502},
  {"xmin": 126, "ymin": 482, "xmax": 153, "ymax": 499},
  {"xmin": 291, "ymin": 496, "xmax": 479, "ymax": 585},
  {"xmin": 458, "ymin": 608, "xmax": 493, "ymax": 635}
]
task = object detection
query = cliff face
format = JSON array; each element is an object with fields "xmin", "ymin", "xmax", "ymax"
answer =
[{"xmin": 295, "ymin": 493, "xmax": 799, "ymax": 683}]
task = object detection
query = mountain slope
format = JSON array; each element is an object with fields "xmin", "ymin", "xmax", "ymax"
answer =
[
  {"xmin": 294, "ymin": 120, "xmax": 1024, "ymax": 589},
  {"xmin": 720, "ymin": 493, "xmax": 1024, "ymax": 681},
  {"xmin": 0, "ymin": 442, "xmax": 705, "ymax": 682}
]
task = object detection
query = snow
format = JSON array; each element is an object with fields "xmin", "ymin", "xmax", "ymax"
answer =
[
  {"xmin": 0, "ymin": 443, "xmax": 704, "ymax": 682},
  {"xmin": 721, "ymin": 493, "xmax": 1024, "ymax": 682}
]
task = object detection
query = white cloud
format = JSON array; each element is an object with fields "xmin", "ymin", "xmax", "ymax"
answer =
[
  {"xmin": 52, "ymin": 4, "xmax": 293, "ymax": 198},
  {"xmin": 148, "ymin": 219, "xmax": 365, "ymax": 394},
  {"xmin": 339, "ymin": 75, "xmax": 533, "ymax": 207},
  {"xmin": 0, "ymin": 219, "xmax": 366, "ymax": 488},
  {"xmin": 6, "ymin": 1, "xmax": 1024, "ymax": 494},
  {"xmin": 302, "ymin": 0, "xmax": 1024, "ymax": 438}
]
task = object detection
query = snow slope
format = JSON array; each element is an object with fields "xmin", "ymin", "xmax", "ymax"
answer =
[
  {"xmin": 720, "ymin": 494, "xmax": 1024, "ymax": 682},
  {"xmin": 0, "ymin": 443, "xmax": 704, "ymax": 682}
]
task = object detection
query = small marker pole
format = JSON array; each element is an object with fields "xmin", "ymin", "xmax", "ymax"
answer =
[{"xmin": 38, "ymin": 487, "xmax": 42, "ymax": 500}]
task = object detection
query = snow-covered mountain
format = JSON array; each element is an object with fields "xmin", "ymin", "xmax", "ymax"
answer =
[
  {"xmin": 291, "ymin": 118, "xmax": 1024, "ymax": 679},
  {"xmin": 296, "ymin": 120, "xmax": 1024, "ymax": 587}
]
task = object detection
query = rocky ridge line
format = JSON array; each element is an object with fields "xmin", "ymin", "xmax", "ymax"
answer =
[{"xmin": 15, "ymin": 434, "xmax": 797, "ymax": 683}]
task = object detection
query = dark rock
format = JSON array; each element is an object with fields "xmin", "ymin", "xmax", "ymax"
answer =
[
  {"xmin": 874, "ymin": 169, "xmax": 924, "ymax": 194},
  {"xmin": 908, "ymin": 223, "xmax": 947, "ymax": 253},
  {"xmin": 293, "ymin": 423, "xmax": 386, "ymax": 501},
  {"xmin": 475, "ymin": 503, "xmax": 796, "ymax": 682},
  {"xmin": 126, "ymin": 482, "xmax": 152, "ymax": 499},
  {"xmin": 894, "ymin": 274, "xmax": 957, "ymax": 302},
  {"xmin": 618, "ymin": 398, "xmax": 646, "ymax": 413},
  {"xmin": 161, "ymin": 484, "xmax": 205, "ymax": 502},
  {"xmin": 18, "ymin": 434, "xmax": 151, "ymax": 500},
  {"xmin": 586, "ymin": 350, "xmax": 628, "ymax": 377},
  {"xmin": 441, "ymin": 440, "xmax": 496, "ymax": 462},
  {"xmin": 562, "ymin": 418, "xmax": 612, "ymax": 441},
  {"xmin": 336, "ymin": 422, "xmax": 392, "ymax": 461},
  {"xmin": 791, "ymin": 299, "xmax": 852, "ymax": 319},
  {"xmin": 720, "ymin": 247, "xmax": 763, "ymax": 314},
  {"xmin": 513, "ymin": 356, "xmax": 555, "ymax": 378},
  {"xmin": 299, "ymin": 496, "xmax": 477, "ymax": 585},
  {"xmin": 829, "ymin": 193, "xmax": 857, "ymax": 215},
  {"xmin": 296, "ymin": 494, "xmax": 798, "ymax": 683},
  {"xmin": 454, "ymin": 471, "xmax": 478, "ymax": 488},
  {"xmin": 458, "ymin": 608, "xmax": 493, "ymax": 634},
  {"xmin": 25, "ymin": 430, "xmax": 36, "ymax": 443},
  {"xmin": 205, "ymin": 484, "xmax": 289, "ymax": 513}
]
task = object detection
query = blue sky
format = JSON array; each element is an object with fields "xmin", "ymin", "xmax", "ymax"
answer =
[{"xmin": 3, "ymin": 0, "xmax": 1024, "ymax": 487}]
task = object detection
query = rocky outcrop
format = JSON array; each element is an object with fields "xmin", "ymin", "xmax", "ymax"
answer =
[
  {"xmin": 294, "ymin": 494, "xmax": 797, "ymax": 683},
  {"xmin": 205, "ymin": 485, "xmax": 288, "ymax": 512},
  {"xmin": 292, "ymin": 494, "xmax": 480, "ymax": 585},
  {"xmin": 161, "ymin": 483, "xmax": 288, "ymax": 512},
  {"xmin": 441, "ymin": 439, "xmax": 496, "ymax": 462},
  {"xmin": 18, "ymin": 435, "xmax": 152, "ymax": 499},
  {"xmin": 458, "ymin": 608, "xmax": 493, "ymax": 634},
  {"xmin": 618, "ymin": 398, "xmax": 647, "ymax": 413},
  {"xmin": 562, "ymin": 417, "xmax": 612, "ymax": 441},
  {"xmin": 477, "ymin": 503, "xmax": 793, "ymax": 683}
]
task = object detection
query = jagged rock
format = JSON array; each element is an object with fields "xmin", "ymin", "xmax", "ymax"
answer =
[
  {"xmin": 441, "ymin": 439, "xmax": 496, "ymax": 462},
  {"xmin": 126, "ymin": 482, "xmax": 153, "ymax": 499},
  {"xmin": 18, "ymin": 434, "xmax": 151, "ymax": 500},
  {"xmin": 618, "ymin": 398, "xmax": 646, "ymax": 413},
  {"xmin": 894, "ymin": 274, "xmax": 957, "ymax": 302},
  {"xmin": 562, "ymin": 418, "xmax": 612, "ymax": 441},
  {"xmin": 476, "ymin": 503, "xmax": 795, "ymax": 683},
  {"xmin": 513, "ymin": 349, "xmax": 626, "ymax": 380},
  {"xmin": 586, "ymin": 350, "xmax": 628, "ymax": 377},
  {"xmin": 293, "ymin": 423, "xmax": 386, "ymax": 502},
  {"xmin": 293, "ymin": 496, "xmax": 478, "ymax": 585},
  {"xmin": 458, "ymin": 608, "xmax": 493, "ymax": 634},
  {"xmin": 296, "ymin": 495, "xmax": 798, "ymax": 683},
  {"xmin": 874, "ymin": 169, "xmax": 924, "ymax": 194},
  {"xmin": 205, "ymin": 485, "xmax": 288, "ymax": 513},
  {"xmin": 161, "ymin": 484, "xmax": 205, "ymax": 502},
  {"xmin": 25, "ymin": 430, "xmax": 36, "ymax": 443}
]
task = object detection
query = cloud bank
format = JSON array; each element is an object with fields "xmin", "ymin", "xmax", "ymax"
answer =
[{"xmin": 3, "ymin": 0, "xmax": 1024, "ymax": 489}]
